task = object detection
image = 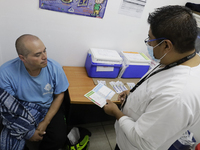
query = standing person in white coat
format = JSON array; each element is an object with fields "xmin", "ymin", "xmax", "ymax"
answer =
[{"xmin": 104, "ymin": 5, "xmax": 200, "ymax": 150}]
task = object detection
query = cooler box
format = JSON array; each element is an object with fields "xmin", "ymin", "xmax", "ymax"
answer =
[
  {"xmin": 119, "ymin": 51, "xmax": 151, "ymax": 78},
  {"xmin": 85, "ymin": 48, "xmax": 122, "ymax": 78}
]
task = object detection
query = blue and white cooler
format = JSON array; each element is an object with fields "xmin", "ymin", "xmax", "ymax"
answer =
[
  {"xmin": 118, "ymin": 51, "xmax": 151, "ymax": 78},
  {"xmin": 85, "ymin": 48, "xmax": 122, "ymax": 78}
]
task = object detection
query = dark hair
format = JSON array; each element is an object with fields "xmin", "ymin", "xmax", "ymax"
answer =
[{"xmin": 148, "ymin": 5, "xmax": 198, "ymax": 53}]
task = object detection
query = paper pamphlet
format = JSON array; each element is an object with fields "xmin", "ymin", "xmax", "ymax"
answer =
[{"xmin": 84, "ymin": 83, "xmax": 115, "ymax": 108}]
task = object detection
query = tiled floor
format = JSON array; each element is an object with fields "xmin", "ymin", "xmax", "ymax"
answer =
[
  {"xmin": 26, "ymin": 120, "xmax": 116, "ymax": 150},
  {"xmin": 76, "ymin": 120, "xmax": 116, "ymax": 150},
  {"xmin": 25, "ymin": 120, "xmax": 116, "ymax": 150}
]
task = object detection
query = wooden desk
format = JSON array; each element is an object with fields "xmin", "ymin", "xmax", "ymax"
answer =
[
  {"xmin": 63, "ymin": 66, "xmax": 94, "ymax": 104},
  {"xmin": 63, "ymin": 66, "xmax": 140, "ymax": 104}
]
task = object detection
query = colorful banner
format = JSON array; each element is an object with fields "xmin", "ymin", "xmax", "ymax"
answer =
[{"xmin": 39, "ymin": 0, "xmax": 108, "ymax": 19}]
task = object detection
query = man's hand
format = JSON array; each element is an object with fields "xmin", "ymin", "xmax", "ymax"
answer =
[
  {"xmin": 103, "ymin": 100, "xmax": 125, "ymax": 120},
  {"xmin": 28, "ymin": 129, "xmax": 46, "ymax": 142},
  {"xmin": 118, "ymin": 90, "xmax": 130, "ymax": 103},
  {"xmin": 37, "ymin": 120, "xmax": 49, "ymax": 133}
]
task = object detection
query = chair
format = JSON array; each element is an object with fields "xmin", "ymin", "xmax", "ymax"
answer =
[{"xmin": 25, "ymin": 89, "xmax": 71, "ymax": 150}]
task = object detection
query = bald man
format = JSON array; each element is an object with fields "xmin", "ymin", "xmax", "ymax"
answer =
[{"xmin": 0, "ymin": 34, "xmax": 69, "ymax": 150}]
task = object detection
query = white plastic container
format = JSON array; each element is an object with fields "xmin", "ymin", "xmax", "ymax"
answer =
[
  {"xmin": 90, "ymin": 48, "xmax": 122, "ymax": 64},
  {"xmin": 119, "ymin": 51, "xmax": 151, "ymax": 78},
  {"xmin": 85, "ymin": 48, "xmax": 122, "ymax": 78}
]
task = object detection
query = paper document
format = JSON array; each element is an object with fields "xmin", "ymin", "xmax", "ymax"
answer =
[
  {"xmin": 118, "ymin": 0, "xmax": 147, "ymax": 18},
  {"xmin": 84, "ymin": 83, "xmax": 115, "ymax": 108}
]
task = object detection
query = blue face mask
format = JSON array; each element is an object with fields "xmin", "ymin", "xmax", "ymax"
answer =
[{"xmin": 147, "ymin": 40, "xmax": 167, "ymax": 63}]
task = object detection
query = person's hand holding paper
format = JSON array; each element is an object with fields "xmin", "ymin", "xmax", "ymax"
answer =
[{"xmin": 103, "ymin": 100, "xmax": 124, "ymax": 120}]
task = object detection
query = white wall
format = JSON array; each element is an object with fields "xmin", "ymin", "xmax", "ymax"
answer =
[
  {"xmin": 0, "ymin": 45, "xmax": 2, "ymax": 66},
  {"xmin": 1, "ymin": 0, "xmax": 200, "ymax": 147},
  {"xmin": 0, "ymin": 0, "xmax": 193, "ymax": 67}
]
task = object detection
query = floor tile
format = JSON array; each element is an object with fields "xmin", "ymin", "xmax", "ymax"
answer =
[
  {"xmin": 86, "ymin": 125, "xmax": 112, "ymax": 150},
  {"xmin": 103, "ymin": 124, "xmax": 116, "ymax": 150}
]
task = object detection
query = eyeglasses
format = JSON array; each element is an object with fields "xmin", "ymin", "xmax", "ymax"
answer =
[{"xmin": 144, "ymin": 37, "xmax": 167, "ymax": 46}]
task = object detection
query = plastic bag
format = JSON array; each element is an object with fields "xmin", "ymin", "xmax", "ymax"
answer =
[
  {"xmin": 66, "ymin": 127, "xmax": 92, "ymax": 150},
  {"xmin": 178, "ymin": 131, "xmax": 196, "ymax": 147},
  {"xmin": 169, "ymin": 130, "xmax": 196, "ymax": 150}
]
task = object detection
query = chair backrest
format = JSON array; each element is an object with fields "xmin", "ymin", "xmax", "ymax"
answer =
[{"xmin": 62, "ymin": 89, "xmax": 71, "ymax": 126}]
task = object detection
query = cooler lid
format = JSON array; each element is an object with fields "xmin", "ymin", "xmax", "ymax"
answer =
[
  {"xmin": 120, "ymin": 51, "xmax": 151, "ymax": 64},
  {"xmin": 90, "ymin": 48, "xmax": 122, "ymax": 64}
]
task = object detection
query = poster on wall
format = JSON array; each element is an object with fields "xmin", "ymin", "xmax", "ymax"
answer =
[{"xmin": 39, "ymin": 0, "xmax": 108, "ymax": 19}]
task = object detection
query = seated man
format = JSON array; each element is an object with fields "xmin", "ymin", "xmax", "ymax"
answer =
[{"xmin": 0, "ymin": 34, "xmax": 69, "ymax": 150}]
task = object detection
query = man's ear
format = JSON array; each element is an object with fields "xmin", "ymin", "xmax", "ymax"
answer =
[
  {"xmin": 19, "ymin": 55, "xmax": 26, "ymax": 63},
  {"xmin": 164, "ymin": 40, "xmax": 173, "ymax": 53}
]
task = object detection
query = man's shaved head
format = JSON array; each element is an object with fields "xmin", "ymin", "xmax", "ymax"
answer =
[{"xmin": 15, "ymin": 34, "xmax": 39, "ymax": 57}]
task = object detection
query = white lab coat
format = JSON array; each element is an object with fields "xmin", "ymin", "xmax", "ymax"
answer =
[{"xmin": 115, "ymin": 64, "xmax": 200, "ymax": 150}]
